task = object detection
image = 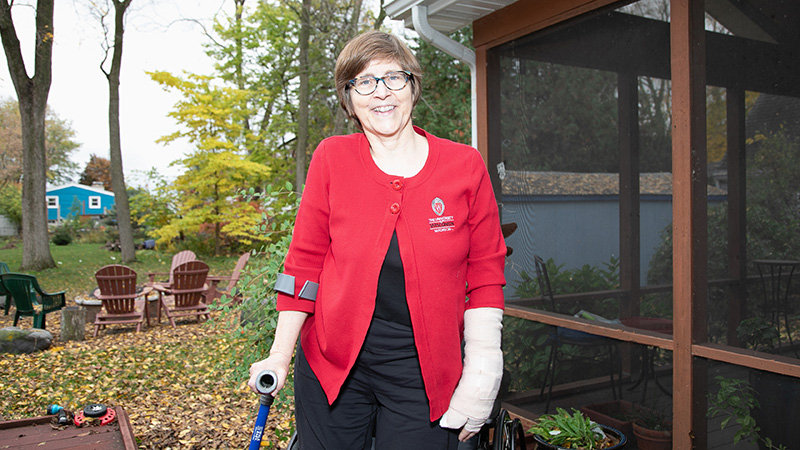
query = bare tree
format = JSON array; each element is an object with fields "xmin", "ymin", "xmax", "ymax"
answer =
[
  {"xmin": 98, "ymin": 0, "xmax": 136, "ymax": 262},
  {"xmin": 295, "ymin": 0, "xmax": 310, "ymax": 189},
  {"xmin": 0, "ymin": 0, "xmax": 56, "ymax": 270}
]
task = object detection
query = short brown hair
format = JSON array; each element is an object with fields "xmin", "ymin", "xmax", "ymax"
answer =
[{"xmin": 335, "ymin": 30, "xmax": 422, "ymax": 131}]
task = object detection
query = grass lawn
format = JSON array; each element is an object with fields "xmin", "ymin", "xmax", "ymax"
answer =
[
  {"xmin": 0, "ymin": 240, "xmax": 291, "ymax": 449},
  {"xmin": 0, "ymin": 239, "xmax": 240, "ymax": 299}
]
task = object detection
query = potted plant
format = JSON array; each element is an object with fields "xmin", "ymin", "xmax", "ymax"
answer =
[
  {"xmin": 528, "ymin": 407, "xmax": 627, "ymax": 449},
  {"xmin": 581, "ymin": 398, "xmax": 671, "ymax": 450},
  {"xmin": 631, "ymin": 412, "xmax": 671, "ymax": 450},
  {"xmin": 580, "ymin": 400, "xmax": 637, "ymax": 447}
]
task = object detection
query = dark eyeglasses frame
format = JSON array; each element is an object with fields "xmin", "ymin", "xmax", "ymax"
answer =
[{"xmin": 347, "ymin": 71, "xmax": 412, "ymax": 95}]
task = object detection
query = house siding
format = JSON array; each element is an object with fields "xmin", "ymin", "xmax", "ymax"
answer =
[
  {"xmin": 46, "ymin": 185, "xmax": 115, "ymax": 222},
  {"xmin": 501, "ymin": 194, "xmax": 725, "ymax": 294}
]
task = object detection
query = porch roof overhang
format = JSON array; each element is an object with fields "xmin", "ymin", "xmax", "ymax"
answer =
[{"xmin": 385, "ymin": 0, "xmax": 516, "ymax": 34}]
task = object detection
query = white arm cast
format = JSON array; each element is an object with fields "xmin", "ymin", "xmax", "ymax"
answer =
[{"xmin": 439, "ymin": 307, "xmax": 504, "ymax": 433}]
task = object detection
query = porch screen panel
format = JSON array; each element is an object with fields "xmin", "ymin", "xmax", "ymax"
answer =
[
  {"xmin": 496, "ymin": 22, "xmax": 623, "ymax": 311},
  {"xmin": 495, "ymin": 9, "xmax": 679, "ymax": 314},
  {"xmin": 701, "ymin": 0, "xmax": 800, "ymax": 365},
  {"xmin": 493, "ymin": 2, "xmax": 679, "ymax": 412}
]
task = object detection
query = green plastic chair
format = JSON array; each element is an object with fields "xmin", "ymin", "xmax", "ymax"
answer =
[
  {"xmin": 0, "ymin": 272, "xmax": 66, "ymax": 330},
  {"xmin": 0, "ymin": 262, "xmax": 11, "ymax": 315}
]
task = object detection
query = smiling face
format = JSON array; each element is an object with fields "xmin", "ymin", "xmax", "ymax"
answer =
[{"xmin": 349, "ymin": 59, "xmax": 415, "ymax": 141}]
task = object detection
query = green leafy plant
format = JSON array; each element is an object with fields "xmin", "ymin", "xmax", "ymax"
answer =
[
  {"xmin": 0, "ymin": 183, "xmax": 22, "ymax": 233},
  {"xmin": 736, "ymin": 316, "xmax": 779, "ymax": 353},
  {"xmin": 210, "ymin": 182, "xmax": 299, "ymax": 447},
  {"xmin": 529, "ymin": 408, "xmax": 617, "ymax": 449},
  {"xmin": 707, "ymin": 376, "xmax": 787, "ymax": 449},
  {"xmin": 513, "ymin": 256, "xmax": 620, "ymax": 319}
]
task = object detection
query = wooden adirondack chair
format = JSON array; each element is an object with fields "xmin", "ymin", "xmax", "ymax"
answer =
[
  {"xmin": 0, "ymin": 261, "xmax": 12, "ymax": 315},
  {"xmin": 146, "ymin": 250, "xmax": 196, "ymax": 287},
  {"xmin": 153, "ymin": 260, "xmax": 210, "ymax": 328},
  {"xmin": 0, "ymin": 273, "xmax": 66, "ymax": 330},
  {"xmin": 207, "ymin": 252, "xmax": 250, "ymax": 303},
  {"xmin": 93, "ymin": 265, "xmax": 151, "ymax": 337}
]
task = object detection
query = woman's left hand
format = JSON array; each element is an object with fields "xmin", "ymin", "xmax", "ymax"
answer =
[{"xmin": 458, "ymin": 428, "xmax": 478, "ymax": 442}]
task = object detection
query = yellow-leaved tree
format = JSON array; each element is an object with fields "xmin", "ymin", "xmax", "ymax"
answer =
[{"xmin": 148, "ymin": 72, "xmax": 271, "ymax": 255}]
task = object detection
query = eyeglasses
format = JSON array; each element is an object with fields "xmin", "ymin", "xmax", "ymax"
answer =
[{"xmin": 347, "ymin": 71, "xmax": 411, "ymax": 95}]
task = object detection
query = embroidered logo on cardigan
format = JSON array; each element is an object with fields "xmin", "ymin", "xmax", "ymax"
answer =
[
  {"xmin": 431, "ymin": 197, "xmax": 445, "ymax": 216},
  {"xmin": 428, "ymin": 215, "xmax": 455, "ymax": 233},
  {"xmin": 429, "ymin": 198, "xmax": 454, "ymax": 232}
]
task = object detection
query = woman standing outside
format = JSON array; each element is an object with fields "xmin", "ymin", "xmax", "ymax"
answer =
[{"xmin": 248, "ymin": 30, "xmax": 506, "ymax": 450}]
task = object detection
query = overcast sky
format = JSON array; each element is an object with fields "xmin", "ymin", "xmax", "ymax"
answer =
[
  {"xmin": 0, "ymin": 0, "xmax": 229, "ymax": 187},
  {"xmin": 0, "ymin": 1, "xmax": 407, "ymax": 189}
]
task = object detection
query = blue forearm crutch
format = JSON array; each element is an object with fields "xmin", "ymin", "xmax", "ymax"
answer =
[{"xmin": 248, "ymin": 370, "xmax": 278, "ymax": 450}]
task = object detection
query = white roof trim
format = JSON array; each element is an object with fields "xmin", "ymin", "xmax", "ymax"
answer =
[
  {"xmin": 386, "ymin": 0, "xmax": 517, "ymax": 34},
  {"xmin": 46, "ymin": 183, "xmax": 115, "ymax": 196}
]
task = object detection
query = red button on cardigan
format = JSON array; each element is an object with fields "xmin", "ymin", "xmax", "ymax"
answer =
[{"xmin": 390, "ymin": 202, "xmax": 400, "ymax": 214}]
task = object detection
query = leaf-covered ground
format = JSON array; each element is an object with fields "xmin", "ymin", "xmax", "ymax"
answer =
[{"xmin": 0, "ymin": 310, "xmax": 293, "ymax": 449}]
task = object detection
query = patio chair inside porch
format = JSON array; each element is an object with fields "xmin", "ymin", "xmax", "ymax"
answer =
[
  {"xmin": 534, "ymin": 255, "xmax": 621, "ymax": 413},
  {"xmin": 753, "ymin": 259, "xmax": 800, "ymax": 356},
  {"xmin": 93, "ymin": 264, "xmax": 150, "ymax": 337}
]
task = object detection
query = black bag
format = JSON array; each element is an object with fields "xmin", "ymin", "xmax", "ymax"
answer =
[{"xmin": 474, "ymin": 409, "xmax": 527, "ymax": 450}]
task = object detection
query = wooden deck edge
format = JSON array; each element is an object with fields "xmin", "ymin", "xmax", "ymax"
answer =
[
  {"xmin": 115, "ymin": 406, "xmax": 137, "ymax": 450},
  {"xmin": 0, "ymin": 414, "xmax": 54, "ymax": 430}
]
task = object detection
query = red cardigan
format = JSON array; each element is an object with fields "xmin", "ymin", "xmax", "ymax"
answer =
[{"xmin": 276, "ymin": 127, "xmax": 506, "ymax": 421}]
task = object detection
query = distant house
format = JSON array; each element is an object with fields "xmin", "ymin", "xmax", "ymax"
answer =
[
  {"xmin": 46, "ymin": 182, "xmax": 115, "ymax": 223},
  {"xmin": 501, "ymin": 171, "xmax": 728, "ymax": 290}
]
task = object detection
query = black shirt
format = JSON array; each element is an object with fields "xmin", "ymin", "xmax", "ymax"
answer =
[{"xmin": 373, "ymin": 231, "xmax": 412, "ymax": 327}]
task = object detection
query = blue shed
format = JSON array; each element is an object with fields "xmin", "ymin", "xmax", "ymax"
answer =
[{"xmin": 46, "ymin": 183, "xmax": 115, "ymax": 222}]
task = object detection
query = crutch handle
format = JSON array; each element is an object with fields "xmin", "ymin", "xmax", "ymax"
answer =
[
  {"xmin": 255, "ymin": 370, "xmax": 278, "ymax": 396},
  {"xmin": 248, "ymin": 370, "xmax": 278, "ymax": 450}
]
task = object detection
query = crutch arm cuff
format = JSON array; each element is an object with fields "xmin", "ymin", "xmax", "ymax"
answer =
[
  {"xmin": 274, "ymin": 274, "xmax": 318, "ymax": 302},
  {"xmin": 299, "ymin": 281, "xmax": 318, "ymax": 301},
  {"xmin": 274, "ymin": 273, "xmax": 295, "ymax": 296}
]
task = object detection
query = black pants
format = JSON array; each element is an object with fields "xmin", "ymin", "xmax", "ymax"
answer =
[{"xmin": 294, "ymin": 318, "xmax": 460, "ymax": 450}]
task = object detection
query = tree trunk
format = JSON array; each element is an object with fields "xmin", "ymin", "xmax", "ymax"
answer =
[
  {"xmin": 0, "ymin": 0, "xmax": 56, "ymax": 271},
  {"xmin": 331, "ymin": 0, "xmax": 363, "ymax": 137},
  {"xmin": 233, "ymin": 0, "xmax": 252, "ymax": 141},
  {"xmin": 105, "ymin": 0, "xmax": 136, "ymax": 263},
  {"xmin": 295, "ymin": 0, "xmax": 311, "ymax": 191},
  {"xmin": 372, "ymin": 0, "xmax": 384, "ymax": 30},
  {"xmin": 60, "ymin": 306, "xmax": 86, "ymax": 341}
]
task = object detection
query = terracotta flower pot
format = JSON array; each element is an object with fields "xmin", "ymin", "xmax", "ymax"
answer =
[
  {"xmin": 632, "ymin": 421, "xmax": 671, "ymax": 450},
  {"xmin": 580, "ymin": 400, "xmax": 637, "ymax": 446}
]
